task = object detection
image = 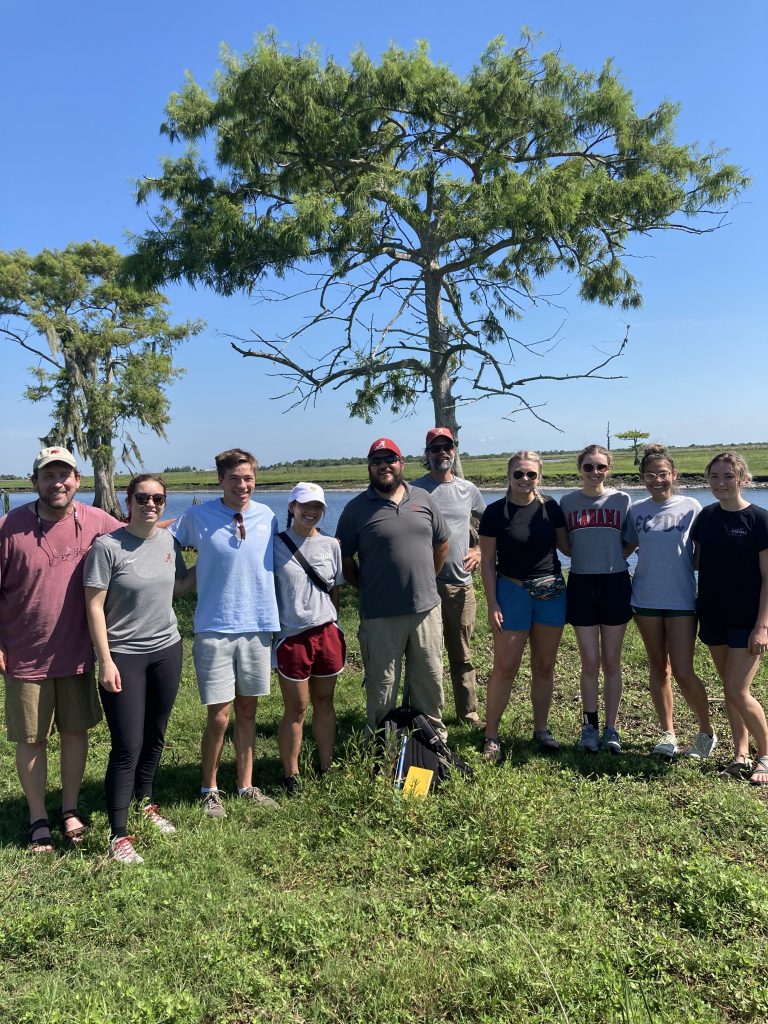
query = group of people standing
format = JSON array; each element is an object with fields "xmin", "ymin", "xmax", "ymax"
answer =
[
  {"xmin": 480, "ymin": 443, "xmax": 768, "ymax": 790},
  {"xmin": 1, "ymin": 435, "xmax": 767, "ymax": 865}
]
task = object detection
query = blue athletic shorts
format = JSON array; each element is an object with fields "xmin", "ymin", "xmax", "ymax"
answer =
[{"xmin": 496, "ymin": 576, "xmax": 566, "ymax": 631}]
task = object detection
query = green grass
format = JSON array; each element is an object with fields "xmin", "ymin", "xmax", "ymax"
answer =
[
  {"xmin": 4, "ymin": 441, "xmax": 768, "ymax": 491},
  {"xmin": 1, "ymin": 580, "xmax": 768, "ymax": 1023}
]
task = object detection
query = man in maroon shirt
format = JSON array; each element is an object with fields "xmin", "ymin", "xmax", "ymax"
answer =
[{"xmin": 0, "ymin": 447, "xmax": 121, "ymax": 851}]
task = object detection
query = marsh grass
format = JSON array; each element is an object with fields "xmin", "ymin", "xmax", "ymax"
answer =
[
  {"xmin": 1, "ymin": 583, "xmax": 767, "ymax": 1023},
  {"xmin": 4, "ymin": 442, "xmax": 768, "ymax": 492}
]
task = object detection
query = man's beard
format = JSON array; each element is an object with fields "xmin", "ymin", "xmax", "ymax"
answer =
[
  {"xmin": 429, "ymin": 453, "xmax": 455, "ymax": 473},
  {"xmin": 370, "ymin": 467, "xmax": 403, "ymax": 494}
]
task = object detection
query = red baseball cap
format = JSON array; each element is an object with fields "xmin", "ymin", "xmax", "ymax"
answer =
[
  {"xmin": 367, "ymin": 437, "xmax": 403, "ymax": 459},
  {"xmin": 425, "ymin": 427, "xmax": 456, "ymax": 446}
]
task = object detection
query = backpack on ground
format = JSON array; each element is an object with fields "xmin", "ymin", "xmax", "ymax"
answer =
[{"xmin": 380, "ymin": 706, "xmax": 473, "ymax": 793}]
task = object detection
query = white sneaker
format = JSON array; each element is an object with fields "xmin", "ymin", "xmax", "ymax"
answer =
[
  {"xmin": 652, "ymin": 731, "xmax": 678, "ymax": 758},
  {"xmin": 686, "ymin": 731, "xmax": 718, "ymax": 761},
  {"xmin": 142, "ymin": 803, "xmax": 176, "ymax": 835},
  {"xmin": 109, "ymin": 836, "xmax": 144, "ymax": 866}
]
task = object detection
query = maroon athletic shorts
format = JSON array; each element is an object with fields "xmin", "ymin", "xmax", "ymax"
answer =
[{"xmin": 275, "ymin": 622, "xmax": 346, "ymax": 682}]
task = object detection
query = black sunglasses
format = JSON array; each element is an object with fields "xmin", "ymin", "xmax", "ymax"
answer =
[
  {"xmin": 233, "ymin": 512, "xmax": 246, "ymax": 540},
  {"xmin": 427, "ymin": 443, "xmax": 454, "ymax": 454},
  {"xmin": 369, "ymin": 454, "xmax": 400, "ymax": 466},
  {"xmin": 512, "ymin": 470, "xmax": 538, "ymax": 480},
  {"xmin": 582, "ymin": 462, "xmax": 609, "ymax": 473},
  {"xmin": 133, "ymin": 492, "xmax": 166, "ymax": 506}
]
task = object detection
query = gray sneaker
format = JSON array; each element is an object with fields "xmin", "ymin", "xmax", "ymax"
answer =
[
  {"xmin": 239, "ymin": 786, "xmax": 279, "ymax": 810},
  {"xmin": 601, "ymin": 727, "xmax": 622, "ymax": 755},
  {"xmin": 652, "ymin": 731, "xmax": 678, "ymax": 758},
  {"xmin": 686, "ymin": 731, "xmax": 718, "ymax": 761},
  {"xmin": 578, "ymin": 724, "xmax": 599, "ymax": 754},
  {"xmin": 201, "ymin": 790, "xmax": 227, "ymax": 819}
]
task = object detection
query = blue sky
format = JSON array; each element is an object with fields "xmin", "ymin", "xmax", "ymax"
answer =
[{"xmin": 1, "ymin": 0, "xmax": 766, "ymax": 474}]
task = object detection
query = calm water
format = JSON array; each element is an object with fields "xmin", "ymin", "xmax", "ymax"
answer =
[{"xmin": 6, "ymin": 485, "xmax": 766, "ymax": 539}]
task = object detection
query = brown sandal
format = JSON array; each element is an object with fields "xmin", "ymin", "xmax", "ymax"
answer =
[
  {"xmin": 27, "ymin": 818, "xmax": 54, "ymax": 853},
  {"xmin": 61, "ymin": 809, "xmax": 87, "ymax": 845}
]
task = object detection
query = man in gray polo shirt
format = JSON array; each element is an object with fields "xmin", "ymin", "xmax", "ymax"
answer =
[
  {"xmin": 413, "ymin": 428, "xmax": 486, "ymax": 728},
  {"xmin": 336, "ymin": 437, "xmax": 449, "ymax": 740}
]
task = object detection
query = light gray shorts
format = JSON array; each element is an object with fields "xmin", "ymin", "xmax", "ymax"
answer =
[{"xmin": 192, "ymin": 631, "xmax": 272, "ymax": 705}]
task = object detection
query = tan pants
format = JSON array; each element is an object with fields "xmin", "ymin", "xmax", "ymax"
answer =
[
  {"xmin": 358, "ymin": 605, "xmax": 446, "ymax": 741},
  {"xmin": 437, "ymin": 581, "xmax": 479, "ymax": 720}
]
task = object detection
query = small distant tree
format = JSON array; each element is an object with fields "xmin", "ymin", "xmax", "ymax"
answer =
[
  {"xmin": 616, "ymin": 429, "xmax": 650, "ymax": 465},
  {"xmin": 0, "ymin": 242, "xmax": 203, "ymax": 513}
]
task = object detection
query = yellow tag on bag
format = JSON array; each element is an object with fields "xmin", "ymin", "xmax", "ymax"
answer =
[{"xmin": 402, "ymin": 765, "xmax": 433, "ymax": 798}]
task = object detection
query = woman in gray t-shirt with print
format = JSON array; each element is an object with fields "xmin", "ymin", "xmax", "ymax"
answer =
[{"xmin": 560, "ymin": 445, "xmax": 631, "ymax": 756}]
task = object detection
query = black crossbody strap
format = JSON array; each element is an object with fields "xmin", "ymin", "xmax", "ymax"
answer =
[{"xmin": 277, "ymin": 532, "xmax": 333, "ymax": 594}]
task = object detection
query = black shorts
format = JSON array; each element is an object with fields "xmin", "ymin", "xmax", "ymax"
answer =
[
  {"xmin": 566, "ymin": 571, "xmax": 632, "ymax": 627},
  {"xmin": 698, "ymin": 621, "xmax": 751, "ymax": 649}
]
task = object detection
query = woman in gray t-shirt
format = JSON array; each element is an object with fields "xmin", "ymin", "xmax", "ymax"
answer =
[
  {"xmin": 273, "ymin": 483, "xmax": 345, "ymax": 794},
  {"xmin": 624, "ymin": 445, "xmax": 715, "ymax": 761},
  {"xmin": 560, "ymin": 445, "xmax": 631, "ymax": 755},
  {"xmin": 84, "ymin": 474, "xmax": 192, "ymax": 865}
]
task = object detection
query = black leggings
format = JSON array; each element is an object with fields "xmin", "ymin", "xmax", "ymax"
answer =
[{"xmin": 99, "ymin": 640, "xmax": 183, "ymax": 838}]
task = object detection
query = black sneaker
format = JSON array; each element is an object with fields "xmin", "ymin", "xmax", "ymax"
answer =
[{"xmin": 281, "ymin": 775, "xmax": 301, "ymax": 797}]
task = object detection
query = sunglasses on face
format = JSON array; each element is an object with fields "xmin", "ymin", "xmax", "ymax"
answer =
[
  {"xmin": 133, "ymin": 492, "xmax": 166, "ymax": 506},
  {"xmin": 511, "ymin": 470, "xmax": 538, "ymax": 480},
  {"xmin": 427, "ymin": 443, "xmax": 454, "ymax": 454},
  {"xmin": 369, "ymin": 455, "xmax": 400, "ymax": 466},
  {"xmin": 582, "ymin": 463, "xmax": 609, "ymax": 473}
]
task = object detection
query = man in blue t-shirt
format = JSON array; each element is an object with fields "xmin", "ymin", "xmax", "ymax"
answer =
[{"xmin": 170, "ymin": 449, "xmax": 280, "ymax": 817}]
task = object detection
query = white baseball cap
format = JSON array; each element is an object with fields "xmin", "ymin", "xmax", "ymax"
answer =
[{"xmin": 289, "ymin": 482, "xmax": 327, "ymax": 506}]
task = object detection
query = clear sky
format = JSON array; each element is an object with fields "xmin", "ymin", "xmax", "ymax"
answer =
[{"xmin": 1, "ymin": 0, "xmax": 766, "ymax": 474}]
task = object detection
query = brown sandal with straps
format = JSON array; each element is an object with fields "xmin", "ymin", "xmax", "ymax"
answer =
[
  {"xmin": 27, "ymin": 818, "xmax": 54, "ymax": 853},
  {"xmin": 61, "ymin": 809, "xmax": 87, "ymax": 845}
]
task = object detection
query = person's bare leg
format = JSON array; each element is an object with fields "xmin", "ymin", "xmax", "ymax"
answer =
[
  {"xmin": 574, "ymin": 625, "xmax": 601, "ymax": 718},
  {"xmin": 201, "ymin": 701, "xmax": 232, "ymax": 789},
  {"xmin": 633, "ymin": 616, "xmax": 674, "ymax": 732},
  {"xmin": 233, "ymin": 695, "xmax": 258, "ymax": 790},
  {"xmin": 708, "ymin": 646, "xmax": 750, "ymax": 759},
  {"xmin": 719, "ymin": 649, "xmax": 768, "ymax": 758},
  {"xmin": 600, "ymin": 623, "xmax": 627, "ymax": 729},
  {"xmin": 278, "ymin": 676, "xmax": 309, "ymax": 778},
  {"xmin": 484, "ymin": 631, "xmax": 528, "ymax": 738},
  {"xmin": 309, "ymin": 676, "xmax": 337, "ymax": 772},
  {"xmin": 59, "ymin": 730, "xmax": 89, "ymax": 836},
  {"xmin": 16, "ymin": 740, "xmax": 49, "ymax": 824},
  {"xmin": 666, "ymin": 616, "xmax": 712, "ymax": 734},
  {"xmin": 528, "ymin": 623, "xmax": 564, "ymax": 733}
]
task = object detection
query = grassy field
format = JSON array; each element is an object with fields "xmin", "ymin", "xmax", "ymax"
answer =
[
  {"xmin": 3, "ymin": 442, "xmax": 768, "ymax": 492},
  {"xmin": 1, "ymin": 575, "xmax": 767, "ymax": 1023}
]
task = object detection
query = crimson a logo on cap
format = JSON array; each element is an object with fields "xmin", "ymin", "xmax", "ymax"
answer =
[
  {"xmin": 50, "ymin": 448, "xmax": 63, "ymax": 453},
  {"xmin": 372, "ymin": 440, "xmax": 388, "ymax": 451}
]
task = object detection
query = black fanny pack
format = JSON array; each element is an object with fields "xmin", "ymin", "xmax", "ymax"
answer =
[{"xmin": 523, "ymin": 574, "xmax": 566, "ymax": 600}]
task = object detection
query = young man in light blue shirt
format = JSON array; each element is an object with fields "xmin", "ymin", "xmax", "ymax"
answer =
[{"xmin": 170, "ymin": 449, "xmax": 280, "ymax": 817}]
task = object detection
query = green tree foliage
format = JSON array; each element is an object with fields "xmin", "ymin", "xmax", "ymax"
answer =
[
  {"xmin": 616, "ymin": 429, "xmax": 651, "ymax": 464},
  {"xmin": 126, "ymin": 34, "xmax": 746, "ymax": 474},
  {"xmin": 0, "ymin": 242, "xmax": 203, "ymax": 513}
]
